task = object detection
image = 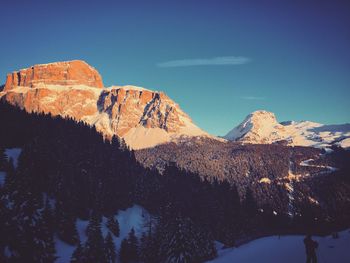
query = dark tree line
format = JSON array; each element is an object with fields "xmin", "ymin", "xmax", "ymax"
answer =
[
  {"xmin": 0, "ymin": 101, "xmax": 349, "ymax": 262},
  {"xmin": 0, "ymin": 102, "xmax": 218, "ymax": 262}
]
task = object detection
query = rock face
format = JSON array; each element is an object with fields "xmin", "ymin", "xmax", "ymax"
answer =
[
  {"xmin": 4, "ymin": 60, "xmax": 104, "ymax": 91},
  {"xmin": 0, "ymin": 61, "xmax": 207, "ymax": 149},
  {"xmin": 98, "ymin": 86, "xmax": 193, "ymax": 136},
  {"xmin": 224, "ymin": 110, "xmax": 350, "ymax": 148}
]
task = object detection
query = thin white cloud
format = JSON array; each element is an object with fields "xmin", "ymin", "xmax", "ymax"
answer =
[
  {"xmin": 157, "ymin": 56, "xmax": 251, "ymax": 67},
  {"xmin": 241, "ymin": 96, "xmax": 266, "ymax": 100}
]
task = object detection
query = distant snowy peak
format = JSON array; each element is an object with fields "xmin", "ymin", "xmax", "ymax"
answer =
[
  {"xmin": 224, "ymin": 110, "xmax": 350, "ymax": 149},
  {"xmin": 224, "ymin": 110, "xmax": 286, "ymax": 143}
]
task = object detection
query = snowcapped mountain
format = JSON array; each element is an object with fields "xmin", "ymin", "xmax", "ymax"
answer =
[
  {"xmin": 224, "ymin": 110, "xmax": 350, "ymax": 148},
  {"xmin": 2, "ymin": 60, "xmax": 348, "ymax": 150},
  {"xmin": 0, "ymin": 60, "xmax": 208, "ymax": 149}
]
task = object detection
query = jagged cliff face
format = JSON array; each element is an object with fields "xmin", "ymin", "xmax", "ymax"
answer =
[
  {"xmin": 98, "ymin": 86, "xmax": 192, "ymax": 136},
  {"xmin": 0, "ymin": 60, "xmax": 207, "ymax": 149}
]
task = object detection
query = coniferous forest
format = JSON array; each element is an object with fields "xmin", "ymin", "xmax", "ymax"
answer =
[{"xmin": 1, "ymin": 101, "xmax": 350, "ymax": 262}]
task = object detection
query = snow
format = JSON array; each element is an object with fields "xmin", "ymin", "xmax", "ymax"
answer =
[
  {"xmin": 5, "ymin": 84, "xmax": 102, "ymax": 96},
  {"xmin": 17, "ymin": 60, "xmax": 93, "ymax": 70},
  {"xmin": 123, "ymin": 127, "xmax": 173, "ymax": 150},
  {"xmin": 300, "ymin": 159, "xmax": 338, "ymax": 173},
  {"xmin": 259, "ymin": 178, "xmax": 271, "ymax": 184},
  {"xmin": 178, "ymin": 114, "xmax": 208, "ymax": 137},
  {"xmin": 224, "ymin": 110, "xmax": 289, "ymax": 143},
  {"xmin": 55, "ymin": 204, "xmax": 149, "ymax": 263},
  {"xmin": 337, "ymin": 138, "xmax": 350, "ymax": 149},
  {"xmin": 224, "ymin": 111, "xmax": 350, "ymax": 149},
  {"xmin": 208, "ymin": 229, "xmax": 350, "ymax": 263},
  {"xmin": 55, "ymin": 236, "xmax": 75, "ymax": 263},
  {"xmin": 108, "ymin": 85, "xmax": 152, "ymax": 92},
  {"xmin": 4, "ymin": 246, "xmax": 14, "ymax": 257},
  {"xmin": 123, "ymin": 122, "xmax": 208, "ymax": 150},
  {"xmin": 5, "ymin": 148, "xmax": 22, "ymax": 168}
]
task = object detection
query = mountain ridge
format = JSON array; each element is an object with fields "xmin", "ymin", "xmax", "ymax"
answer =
[
  {"xmin": 1, "ymin": 60, "xmax": 349, "ymax": 150},
  {"xmin": 224, "ymin": 110, "xmax": 350, "ymax": 149},
  {"xmin": 0, "ymin": 60, "xmax": 208, "ymax": 149}
]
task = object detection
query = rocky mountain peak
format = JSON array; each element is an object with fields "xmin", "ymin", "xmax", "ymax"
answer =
[
  {"xmin": 0, "ymin": 61, "xmax": 207, "ymax": 149},
  {"xmin": 96, "ymin": 85, "xmax": 199, "ymax": 138},
  {"xmin": 224, "ymin": 110, "xmax": 285, "ymax": 143},
  {"xmin": 4, "ymin": 60, "xmax": 104, "ymax": 91},
  {"xmin": 248, "ymin": 110, "xmax": 277, "ymax": 123}
]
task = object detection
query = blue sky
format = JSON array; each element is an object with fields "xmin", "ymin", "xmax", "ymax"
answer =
[{"xmin": 0, "ymin": 0, "xmax": 349, "ymax": 135}]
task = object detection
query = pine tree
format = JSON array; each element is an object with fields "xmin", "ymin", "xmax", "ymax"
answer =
[
  {"xmin": 104, "ymin": 232, "xmax": 116, "ymax": 263},
  {"xmin": 107, "ymin": 215, "xmax": 120, "ymax": 237},
  {"xmin": 70, "ymin": 242, "xmax": 85, "ymax": 263},
  {"xmin": 119, "ymin": 238, "xmax": 129, "ymax": 263},
  {"xmin": 127, "ymin": 228, "xmax": 139, "ymax": 261},
  {"xmin": 84, "ymin": 213, "xmax": 105, "ymax": 262},
  {"xmin": 55, "ymin": 199, "xmax": 79, "ymax": 245},
  {"xmin": 37, "ymin": 202, "xmax": 57, "ymax": 262},
  {"xmin": 119, "ymin": 228, "xmax": 139, "ymax": 263},
  {"xmin": 139, "ymin": 232, "xmax": 160, "ymax": 263},
  {"xmin": 157, "ymin": 214, "xmax": 217, "ymax": 263},
  {"xmin": 0, "ymin": 147, "xmax": 6, "ymax": 170},
  {"xmin": 242, "ymin": 187, "xmax": 259, "ymax": 233},
  {"xmin": 243, "ymin": 187, "xmax": 258, "ymax": 216}
]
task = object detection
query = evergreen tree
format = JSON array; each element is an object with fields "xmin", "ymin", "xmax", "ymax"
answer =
[
  {"xmin": 243, "ymin": 187, "xmax": 258, "ymax": 216},
  {"xmin": 0, "ymin": 147, "xmax": 6, "ymax": 170},
  {"xmin": 70, "ymin": 242, "xmax": 85, "ymax": 263},
  {"xmin": 84, "ymin": 213, "xmax": 105, "ymax": 262},
  {"xmin": 139, "ymin": 232, "xmax": 160, "ymax": 263},
  {"xmin": 3, "ymin": 158, "xmax": 15, "ymax": 187},
  {"xmin": 119, "ymin": 228, "xmax": 139, "ymax": 263},
  {"xmin": 37, "ymin": 202, "xmax": 57, "ymax": 262},
  {"xmin": 157, "ymin": 213, "xmax": 217, "ymax": 263},
  {"xmin": 107, "ymin": 215, "xmax": 120, "ymax": 237},
  {"xmin": 119, "ymin": 238, "xmax": 129, "ymax": 263},
  {"xmin": 55, "ymin": 199, "xmax": 79, "ymax": 245},
  {"xmin": 104, "ymin": 232, "xmax": 116, "ymax": 263}
]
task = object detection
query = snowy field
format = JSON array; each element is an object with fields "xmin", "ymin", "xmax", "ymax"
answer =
[
  {"xmin": 208, "ymin": 229, "xmax": 350, "ymax": 263},
  {"xmin": 55, "ymin": 205, "xmax": 149, "ymax": 263}
]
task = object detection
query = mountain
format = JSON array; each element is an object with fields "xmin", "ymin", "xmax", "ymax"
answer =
[
  {"xmin": 0, "ymin": 60, "xmax": 207, "ymax": 149},
  {"xmin": 224, "ymin": 110, "xmax": 350, "ymax": 149},
  {"xmin": 1, "ymin": 63, "xmax": 350, "ymax": 262},
  {"xmin": 3, "ymin": 60, "xmax": 104, "ymax": 90}
]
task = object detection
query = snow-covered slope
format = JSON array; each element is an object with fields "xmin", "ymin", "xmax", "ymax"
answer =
[
  {"xmin": 208, "ymin": 229, "xmax": 350, "ymax": 263},
  {"xmin": 224, "ymin": 110, "xmax": 350, "ymax": 149}
]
